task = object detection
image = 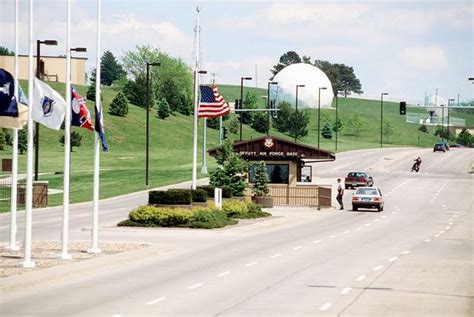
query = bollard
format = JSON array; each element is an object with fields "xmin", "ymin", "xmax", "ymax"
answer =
[{"xmin": 214, "ymin": 187, "xmax": 222, "ymax": 210}]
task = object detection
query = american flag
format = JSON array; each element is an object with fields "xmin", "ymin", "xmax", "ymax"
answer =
[{"xmin": 198, "ymin": 85, "xmax": 230, "ymax": 118}]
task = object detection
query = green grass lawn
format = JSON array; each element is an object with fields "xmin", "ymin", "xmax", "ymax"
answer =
[{"xmin": 1, "ymin": 81, "xmax": 471, "ymax": 210}]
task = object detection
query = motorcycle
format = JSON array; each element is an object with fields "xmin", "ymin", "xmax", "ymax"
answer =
[{"xmin": 411, "ymin": 162, "xmax": 421, "ymax": 172}]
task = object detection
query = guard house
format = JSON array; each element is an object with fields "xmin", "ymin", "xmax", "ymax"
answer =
[{"xmin": 208, "ymin": 136, "xmax": 336, "ymax": 207}]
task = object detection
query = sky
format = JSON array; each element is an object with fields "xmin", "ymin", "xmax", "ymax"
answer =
[{"xmin": 1, "ymin": 0, "xmax": 473, "ymax": 104}]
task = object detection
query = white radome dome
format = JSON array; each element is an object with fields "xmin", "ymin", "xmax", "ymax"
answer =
[{"xmin": 271, "ymin": 63, "xmax": 334, "ymax": 109}]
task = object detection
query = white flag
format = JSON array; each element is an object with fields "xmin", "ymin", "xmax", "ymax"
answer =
[{"xmin": 32, "ymin": 78, "xmax": 66, "ymax": 129}]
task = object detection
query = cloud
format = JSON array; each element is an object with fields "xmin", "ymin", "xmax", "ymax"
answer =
[{"xmin": 400, "ymin": 45, "xmax": 448, "ymax": 72}]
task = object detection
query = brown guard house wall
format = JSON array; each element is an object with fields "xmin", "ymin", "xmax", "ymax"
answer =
[{"xmin": 208, "ymin": 136, "xmax": 336, "ymax": 207}]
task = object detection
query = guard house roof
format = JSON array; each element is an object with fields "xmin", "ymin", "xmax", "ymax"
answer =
[{"xmin": 208, "ymin": 136, "xmax": 335, "ymax": 164}]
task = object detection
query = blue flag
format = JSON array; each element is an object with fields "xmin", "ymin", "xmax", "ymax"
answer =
[
  {"xmin": 94, "ymin": 101, "xmax": 109, "ymax": 152},
  {"xmin": 0, "ymin": 68, "xmax": 19, "ymax": 117}
]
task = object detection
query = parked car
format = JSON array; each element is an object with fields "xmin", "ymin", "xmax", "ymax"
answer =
[
  {"xmin": 352, "ymin": 187, "xmax": 384, "ymax": 212},
  {"xmin": 345, "ymin": 172, "xmax": 374, "ymax": 189},
  {"xmin": 433, "ymin": 143, "xmax": 446, "ymax": 152}
]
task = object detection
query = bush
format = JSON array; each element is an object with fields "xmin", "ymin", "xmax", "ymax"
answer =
[
  {"xmin": 251, "ymin": 161, "xmax": 269, "ymax": 197},
  {"xmin": 197, "ymin": 185, "xmax": 215, "ymax": 198},
  {"xmin": 149, "ymin": 190, "xmax": 192, "ymax": 205},
  {"xmin": 418, "ymin": 124, "xmax": 428, "ymax": 133},
  {"xmin": 192, "ymin": 188, "xmax": 208, "ymax": 202},
  {"xmin": 188, "ymin": 208, "xmax": 237, "ymax": 229},
  {"xmin": 156, "ymin": 97, "xmax": 170, "ymax": 119},
  {"xmin": 222, "ymin": 186, "xmax": 233, "ymax": 198},
  {"xmin": 222, "ymin": 199, "xmax": 249, "ymax": 218},
  {"xmin": 246, "ymin": 201, "xmax": 272, "ymax": 218},
  {"xmin": 129, "ymin": 205, "xmax": 159, "ymax": 224},
  {"xmin": 129, "ymin": 205, "xmax": 192, "ymax": 227},
  {"xmin": 109, "ymin": 91, "xmax": 129, "ymax": 117}
]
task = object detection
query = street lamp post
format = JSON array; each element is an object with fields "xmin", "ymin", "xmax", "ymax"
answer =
[
  {"xmin": 35, "ymin": 39, "xmax": 58, "ymax": 181},
  {"xmin": 145, "ymin": 62, "xmax": 160, "ymax": 186},
  {"xmin": 294, "ymin": 84, "xmax": 305, "ymax": 142},
  {"xmin": 335, "ymin": 90, "xmax": 343, "ymax": 152},
  {"xmin": 447, "ymin": 98, "xmax": 455, "ymax": 137},
  {"xmin": 441, "ymin": 104, "xmax": 445, "ymax": 140},
  {"xmin": 239, "ymin": 76, "xmax": 252, "ymax": 141},
  {"xmin": 317, "ymin": 87, "xmax": 327, "ymax": 148},
  {"xmin": 267, "ymin": 81, "xmax": 278, "ymax": 135},
  {"xmin": 380, "ymin": 92, "xmax": 388, "ymax": 148}
]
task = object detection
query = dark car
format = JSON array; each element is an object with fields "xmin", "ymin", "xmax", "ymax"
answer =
[
  {"xmin": 345, "ymin": 172, "xmax": 374, "ymax": 189},
  {"xmin": 433, "ymin": 143, "xmax": 446, "ymax": 152}
]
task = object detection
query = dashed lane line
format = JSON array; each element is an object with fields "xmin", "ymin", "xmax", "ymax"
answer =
[
  {"xmin": 187, "ymin": 283, "xmax": 204, "ymax": 290},
  {"xmin": 293, "ymin": 246, "xmax": 304, "ymax": 250},
  {"xmin": 344, "ymin": 230, "xmax": 351, "ymax": 234},
  {"xmin": 388, "ymin": 256, "xmax": 398, "ymax": 262},
  {"xmin": 146, "ymin": 297, "xmax": 166, "ymax": 305},
  {"xmin": 245, "ymin": 262, "xmax": 257, "ymax": 267},
  {"xmin": 313, "ymin": 240, "xmax": 321, "ymax": 244},
  {"xmin": 271, "ymin": 253, "xmax": 283, "ymax": 258},
  {"xmin": 355, "ymin": 275, "xmax": 367, "ymax": 282},
  {"xmin": 373, "ymin": 265, "xmax": 384, "ymax": 271},
  {"xmin": 424, "ymin": 239, "xmax": 432, "ymax": 242},
  {"xmin": 217, "ymin": 271, "xmax": 231, "ymax": 278},
  {"xmin": 401, "ymin": 250, "xmax": 411, "ymax": 255},
  {"xmin": 340, "ymin": 287, "xmax": 352, "ymax": 295},
  {"xmin": 319, "ymin": 303, "xmax": 333, "ymax": 311}
]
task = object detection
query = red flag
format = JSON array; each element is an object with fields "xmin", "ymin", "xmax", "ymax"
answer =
[{"xmin": 71, "ymin": 86, "xmax": 94, "ymax": 131}]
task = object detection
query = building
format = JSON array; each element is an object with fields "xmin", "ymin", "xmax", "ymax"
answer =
[
  {"xmin": 0, "ymin": 55, "xmax": 87, "ymax": 86},
  {"xmin": 208, "ymin": 136, "xmax": 336, "ymax": 207}
]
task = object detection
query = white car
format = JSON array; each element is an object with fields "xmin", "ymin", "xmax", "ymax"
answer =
[{"xmin": 352, "ymin": 187, "xmax": 384, "ymax": 212}]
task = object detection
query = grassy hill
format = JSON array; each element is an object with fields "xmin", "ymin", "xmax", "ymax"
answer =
[{"xmin": 1, "ymin": 81, "xmax": 472, "ymax": 208}]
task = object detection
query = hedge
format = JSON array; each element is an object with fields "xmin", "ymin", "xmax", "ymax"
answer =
[
  {"xmin": 197, "ymin": 185, "xmax": 233, "ymax": 199},
  {"xmin": 149, "ymin": 190, "xmax": 192, "ymax": 205}
]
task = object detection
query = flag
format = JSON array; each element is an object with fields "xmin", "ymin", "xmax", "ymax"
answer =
[
  {"xmin": 0, "ymin": 69, "xmax": 28, "ymax": 129},
  {"xmin": 0, "ymin": 68, "xmax": 18, "ymax": 117},
  {"xmin": 198, "ymin": 85, "xmax": 230, "ymax": 118},
  {"xmin": 94, "ymin": 101, "xmax": 108, "ymax": 152},
  {"xmin": 32, "ymin": 78, "xmax": 66, "ymax": 129},
  {"xmin": 71, "ymin": 86, "xmax": 94, "ymax": 131}
]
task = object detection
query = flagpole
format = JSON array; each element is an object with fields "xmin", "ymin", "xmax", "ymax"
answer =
[
  {"xmin": 201, "ymin": 118, "xmax": 207, "ymax": 174},
  {"xmin": 219, "ymin": 116, "xmax": 223, "ymax": 145},
  {"xmin": 88, "ymin": 0, "xmax": 101, "ymax": 254},
  {"xmin": 20, "ymin": 0, "xmax": 35, "ymax": 268},
  {"xmin": 8, "ymin": 0, "xmax": 20, "ymax": 251},
  {"xmin": 60, "ymin": 0, "xmax": 72, "ymax": 260},
  {"xmin": 191, "ymin": 6, "xmax": 201, "ymax": 190}
]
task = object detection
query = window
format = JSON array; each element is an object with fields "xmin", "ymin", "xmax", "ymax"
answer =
[{"xmin": 249, "ymin": 164, "xmax": 289, "ymax": 184}]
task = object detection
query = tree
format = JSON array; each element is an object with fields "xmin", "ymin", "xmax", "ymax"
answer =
[
  {"xmin": 0, "ymin": 129, "xmax": 6, "ymax": 150},
  {"xmin": 271, "ymin": 51, "xmax": 302, "ymax": 77},
  {"xmin": 251, "ymin": 112, "xmax": 270, "ymax": 134},
  {"xmin": 121, "ymin": 45, "xmax": 193, "ymax": 115},
  {"xmin": 348, "ymin": 113, "xmax": 364, "ymax": 139},
  {"xmin": 242, "ymin": 91, "xmax": 258, "ymax": 124},
  {"xmin": 0, "ymin": 47, "xmax": 14, "ymax": 56},
  {"xmin": 434, "ymin": 125, "xmax": 450, "ymax": 139},
  {"xmin": 59, "ymin": 131, "xmax": 82, "ymax": 152},
  {"xmin": 109, "ymin": 92, "xmax": 129, "ymax": 117},
  {"xmin": 209, "ymin": 140, "xmax": 247, "ymax": 196},
  {"xmin": 314, "ymin": 60, "xmax": 363, "ymax": 96},
  {"xmin": 288, "ymin": 109, "xmax": 310, "ymax": 141},
  {"xmin": 456, "ymin": 128, "xmax": 473, "ymax": 147},
  {"xmin": 333, "ymin": 117, "xmax": 344, "ymax": 133},
  {"xmin": 418, "ymin": 124, "xmax": 428, "ymax": 133},
  {"xmin": 321, "ymin": 121, "xmax": 333, "ymax": 139},
  {"xmin": 156, "ymin": 97, "xmax": 170, "ymax": 119},
  {"xmin": 272, "ymin": 101, "xmax": 293, "ymax": 133},
  {"xmin": 100, "ymin": 51, "xmax": 125, "ymax": 86},
  {"xmin": 383, "ymin": 120, "xmax": 394, "ymax": 143},
  {"xmin": 18, "ymin": 129, "xmax": 27, "ymax": 154},
  {"xmin": 86, "ymin": 82, "xmax": 96, "ymax": 101},
  {"xmin": 251, "ymin": 161, "xmax": 269, "ymax": 197}
]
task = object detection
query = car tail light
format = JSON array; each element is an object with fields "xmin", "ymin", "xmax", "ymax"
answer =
[
  {"xmin": 352, "ymin": 196, "xmax": 360, "ymax": 201},
  {"xmin": 373, "ymin": 197, "xmax": 380, "ymax": 201}
]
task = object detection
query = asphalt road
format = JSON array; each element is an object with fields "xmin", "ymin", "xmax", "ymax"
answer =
[{"xmin": 1, "ymin": 147, "xmax": 473, "ymax": 316}]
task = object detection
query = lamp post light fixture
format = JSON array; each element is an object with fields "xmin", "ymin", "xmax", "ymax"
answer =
[
  {"xmin": 469, "ymin": 77, "xmax": 474, "ymax": 82},
  {"xmin": 267, "ymin": 81, "xmax": 278, "ymax": 135},
  {"xmin": 34, "ymin": 39, "xmax": 58, "ymax": 181},
  {"xmin": 294, "ymin": 84, "xmax": 305, "ymax": 142},
  {"xmin": 317, "ymin": 87, "xmax": 327, "ymax": 148},
  {"xmin": 145, "ymin": 62, "xmax": 160, "ymax": 186},
  {"xmin": 239, "ymin": 76, "xmax": 252, "ymax": 141},
  {"xmin": 380, "ymin": 92, "xmax": 388, "ymax": 148}
]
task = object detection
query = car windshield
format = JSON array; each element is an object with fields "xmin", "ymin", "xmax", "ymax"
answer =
[
  {"xmin": 348, "ymin": 172, "xmax": 366, "ymax": 177},
  {"xmin": 355, "ymin": 188, "xmax": 379, "ymax": 196}
]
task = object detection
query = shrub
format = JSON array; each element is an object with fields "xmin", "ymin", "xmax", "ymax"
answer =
[
  {"xmin": 222, "ymin": 199, "xmax": 249, "ymax": 218},
  {"xmin": 222, "ymin": 186, "xmax": 233, "ymax": 198},
  {"xmin": 188, "ymin": 208, "xmax": 237, "ymax": 229},
  {"xmin": 129, "ymin": 205, "xmax": 159, "ymax": 224},
  {"xmin": 149, "ymin": 190, "xmax": 192, "ymax": 205},
  {"xmin": 418, "ymin": 124, "xmax": 428, "ymax": 133},
  {"xmin": 156, "ymin": 97, "xmax": 170, "ymax": 119},
  {"xmin": 197, "ymin": 185, "xmax": 215, "ymax": 198},
  {"xmin": 109, "ymin": 91, "xmax": 129, "ymax": 117},
  {"xmin": 251, "ymin": 161, "xmax": 269, "ymax": 197},
  {"xmin": 192, "ymin": 188, "xmax": 208, "ymax": 202},
  {"xmin": 321, "ymin": 121, "xmax": 333, "ymax": 139},
  {"xmin": 246, "ymin": 201, "xmax": 272, "ymax": 218},
  {"xmin": 129, "ymin": 205, "xmax": 193, "ymax": 227}
]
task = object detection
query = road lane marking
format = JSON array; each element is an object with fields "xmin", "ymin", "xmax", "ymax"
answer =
[
  {"xmin": 434, "ymin": 234, "xmax": 440, "ymax": 237},
  {"xmin": 271, "ymin": 253, "xmax": 283, "ymax": 258},
  {"xmin": 439, "ymin": 231, "xmax": 445, "ymax": 234},
  {"xmin": 217, "ymin": 271, "xmax": 231, "ymax": 278},
  {"xmin": 373, "ymin": 219, "xmax": 379, "ymax": 222},
  {"xmin": 365, "ymin": 223, "xmax": 371, "ymax": 226},
  {"xmin": 448, "ymin": 222, "xmax": 453, "ymax": 225},
  {"xmin": 319, "ymin": 303, "xmax": 333, "ymax": 311},
  {"xmin": 293, "ymin": 246, "xmax": 304, "ymax": 250},
  {"xmin": 449, "ymin": 218, "xmax": 453, "ymax": 221},
  {"xmin": 401, "ymin": 250, "xmax": 411, "ymax": 255},
  {"xmin": 330, "ymin": 235, "xmax": 337, "ymax": 238},
  {"xmin": 454, "ymin": 215, "xmax": 459, "ymax": 218},
  {"xmin": 381, "ymin": 215, "xmax": 387, "ymax": 218},
  {"xmin": 373, "ymin": 265, "xmax": 384, "ymax": 271},
  {"xmin": 424, "ymin": 239, "xmax": 431, "ymax": 242},
  {"xmin": 344, "ymin": 230, "xmax": 351, "ymax": 234},
  {"xmin": 392, "ymin": 211, "xmax": 397, "ymax": 214},
  {"xmin": 245, "ymin": 262, "xmax": 257, "ymax": 267},
  {"xmin": 355, "ymin": 275, "xmax": 366, "ymax": 281},
  {"xmin": 313, "ymin": 240, "xmax": 321, "ymax": 244},
  {"xmin": 388, "ymin": 256, "xmax": 398, "ymax": 262},
  {"xmin": 356, "ymin": 227, "xmax": 363, "ymax": 230},
  {"xmin": 340, "ymin": 287, "xmax": 352, "ymax": 295},
  {"xmin": 187, "ymin": 283, "xmax": 203, "ymax": 290},
  {"xmin": 445, "ymin": 226, "xmax": 451, "ymax": 230},
  {"xmin": 146, "ymin": 297, "xmax": 166, "ymax": 305}
]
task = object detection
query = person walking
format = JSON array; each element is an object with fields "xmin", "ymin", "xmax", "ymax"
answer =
[{"xmin": 336, "ymin": 178, "xmax": 344, "ymax": 210}]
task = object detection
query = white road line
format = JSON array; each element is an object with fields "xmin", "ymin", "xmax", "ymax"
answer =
[
  {"xmin": 319, "ymin": 303, "xmax": 333, "ymax": 311},
  {"xmin": 313, "ymin": 240, "xmax": 321, "ymax": 244},
  {"xmin": 439, "ymin": 231, "xmax": 445, "ymax": 234},
  {"xmin": 271, "ymin": 253, "xmax": 283, "ymax": 258},
  {"xmin": 424, "ymin": 239, "xmax": 431, "ymax": 242},
  {"xmin": 356, "ymin": 227, "xmax": 363, "ymax": 230},
  {"xmin": 392, "ymin": 211, "xmax": 397, "ymax": 214},
  {"xmin": 365, "ymin": 223, "xmax": 371, "ymax": 227},
  {"xmin": 381, "ymin": 215, "xmax": 387, "ymax": 218},
  {"xmin": 373, "ymin": 219, "xmax": 379, "ymax": 222},
  {"xmin": 245, "ymin": 262, "xmax": 257, "ymax": 267},
  {"xmin": 340, "ymin": 287, "xmax": 352, "ymax": 295},
  {"xmin": 454, "ymin": 215, "xmax": 459, "ymax": 218},
  {"xmin": 187, "ymin": 283, "xmax": 203, "ymax": 290},
  {"xmin": 293, "ymin": 246, "xmax": 304, "ymax": 250},
  {"xmin": 330, "ymin": 235, "xmax": 337, "ymax": 238},
  {"xmin": 217, "ymin": 271, "xmax": 231, "ymax": 278},
  {"xmin": 449, "ymin": 218, "xmax": 453, "ymax": 221},
  {"xmin": 146, "ymin": 297, "xmax": 166, "ymax": 305},
  {"xmin": 373, "ymin": 265, "xmax": 384, "ymax": 271},
  {"xmin": 448, "ymin": 222, "xmax": 453, "ymax": 225},
  {"xmin": 401, "ymin": 250, "xmax": 411, "ymax": 255},
  {"xmin": 355, "ymin": 275, "xmax": 366, "ymax": 281},
  {"xmin": 445, "ymin": 226, "xmax": 451, "ymax": 230},
  {"xmin": 388, "ymin": 256, "xmax": 398, "ymax": 262},
  {"xmin": 344, "ymin": 230, "xmax": 351, "ymax": 234}
]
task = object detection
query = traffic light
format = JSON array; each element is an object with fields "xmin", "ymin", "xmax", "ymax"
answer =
[
  {"xmin": 222, "ymin": 127, "xmax": 228, "ymax": 140},
  {"xmin": 399, "ymin": 101, "xmax": 406, "ymax": 115}
]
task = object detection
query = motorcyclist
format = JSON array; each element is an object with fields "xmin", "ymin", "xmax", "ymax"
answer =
[{"xmin": 412, "ymin": 156, "xmax": 422, "ymax": 172}]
